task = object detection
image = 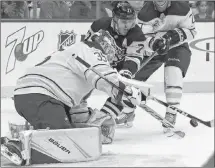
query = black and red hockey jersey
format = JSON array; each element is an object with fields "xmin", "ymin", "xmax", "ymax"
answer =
[{"xmin": 85, "ymin": 17, "xmax": 148, "ymax": 75}]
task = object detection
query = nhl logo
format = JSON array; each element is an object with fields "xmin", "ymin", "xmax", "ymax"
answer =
[{"xmin": 58, "ymin": 30, "xmax": 76, "ymax": 51}]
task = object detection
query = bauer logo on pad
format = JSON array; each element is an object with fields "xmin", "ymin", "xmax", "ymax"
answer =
[{"xmin": 58, "ymin": 30, "xmax": 76, "ymax": 51}]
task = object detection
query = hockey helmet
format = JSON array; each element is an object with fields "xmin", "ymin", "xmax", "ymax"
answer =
[
  {"xmin": 112, "ymin": 1, "xmax": 136, "ymax": 20},
  {"xmin": 112, "ymin": 1, "xmax": 136, "ymax": 35}
]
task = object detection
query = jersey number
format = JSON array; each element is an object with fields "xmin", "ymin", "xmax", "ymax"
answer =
[
  {"xmin": 138, "ymin": 22, "xmax": 144, "ymax": 29},
  {"xmin": 136, "ymin": 44, "xmax": 144, "ymax": 54},
  {"xmin": 95, "ymin": 52, "xmax": 107, "ymax": 62}
]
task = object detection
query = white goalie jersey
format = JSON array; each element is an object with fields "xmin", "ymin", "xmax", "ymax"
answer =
[{"xmin": 14, "ymin": 41, "xmax": 121, "ymax": 108}]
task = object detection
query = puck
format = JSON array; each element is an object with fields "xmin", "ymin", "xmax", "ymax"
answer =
[{"xmin": 190, "ymin": 119, "xmax": 198, "ymax": 127}]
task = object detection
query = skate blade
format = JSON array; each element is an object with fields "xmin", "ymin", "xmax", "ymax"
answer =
[{"xmin": 1, "ymin": 145, "xmax": 23, "ymax": 166}]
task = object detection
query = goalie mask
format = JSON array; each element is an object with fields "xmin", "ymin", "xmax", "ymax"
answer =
[
  {"xmin": 112, "ymin": 1, "xmax": 136, "ymax": 35},
  {"xmin": 91, "ymin": 30, "xmax": 116, "ymax": 63}
]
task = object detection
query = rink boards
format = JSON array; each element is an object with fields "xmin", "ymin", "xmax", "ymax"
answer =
[{"xmin": 1, "ymin": 22, "xmax": 214, "ymax": 98}]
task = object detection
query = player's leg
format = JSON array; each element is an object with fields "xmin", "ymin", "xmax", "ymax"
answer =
[
  {"xmin": 135, "ymin": 55, "xmax": 165, "ymax": 82},
  {"xmin": 116, "ymin": 56, "xmax": 165, "ymax": 128},
  {"xmin": 1, "ymin": 93, "xmax": 73, "ymax": 165},
  {"xmin": 163, "ymin": 43, "xmax": 191, "ymax": 133}
]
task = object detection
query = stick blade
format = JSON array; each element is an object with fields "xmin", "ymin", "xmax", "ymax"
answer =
[
  {"xmin": 166, "ymin": 130, "xmax": 185, "ymax": 139},
  {"xmin": 174, "ymin": 131, "xmax": 186, "ymax": 138}
]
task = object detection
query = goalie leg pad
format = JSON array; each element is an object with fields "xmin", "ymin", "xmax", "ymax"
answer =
[
  {"xmin": 6, "ymin": 127, "xmax": 102, "ymax": 166},
  {"xmin": 70, "ymin": 107, "xmax": 116, "ymax": 144}
]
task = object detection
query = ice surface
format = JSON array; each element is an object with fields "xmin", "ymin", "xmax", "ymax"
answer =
[{"xmin": 1, "ymin": 93, "xmax": 214, "ymax": 167}]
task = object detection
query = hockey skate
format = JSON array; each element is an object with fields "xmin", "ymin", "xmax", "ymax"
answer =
[
  {"xmin": 1, "ymin": 139, "xmax": 26, "ymax": 166},
  {"xmin": 115, "ymin": 112, "xmax": 135, "ymax": 128},
  {"xmin": 163, "ymin": 112, "xmax": 177, "ymax": 136}
]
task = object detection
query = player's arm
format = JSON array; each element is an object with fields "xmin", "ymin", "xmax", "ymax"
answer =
[
  {"xmin": 120, "ymin": 30, "xmax": 150, "ymax": 78},
  {"xmin": 177, "ymin": 8, "xmax": 197, "ymax": 41},
  {"xmin": 162, "ymin": 8, "xmax": 197, "ymax": 46},
  {"xmin": 120, "ymin": 41, "xmax": 145, "ymax": 78}
]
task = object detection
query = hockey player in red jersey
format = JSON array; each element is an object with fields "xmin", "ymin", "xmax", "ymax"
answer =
[
  {"xmin": 85, "ymin": 1, "xmax": 148, "ymax": 127},
  {"xmin": 136, "ymin": 1, "xmax": 197, "ymax": 133},
  {"xmin": 1, "ymin": 30, "xmax": 144, "ymax": 165}
]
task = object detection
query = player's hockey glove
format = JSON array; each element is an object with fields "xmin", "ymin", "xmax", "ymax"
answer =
[
  {"xmin": 163, "ymin": 28, "xmax": 187, "ymax": 46},
  {"xmin": 119, "ymin": 69, "xmax": 132, "ymax": 79},
  {"xmin": 149, "ymin": 36, "xmax": 170, "ymax": 55}
]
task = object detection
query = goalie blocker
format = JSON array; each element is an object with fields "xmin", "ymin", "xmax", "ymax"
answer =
[{"xmin": 1, "ymin": 127, "xmax": 102, "ymax": 166}]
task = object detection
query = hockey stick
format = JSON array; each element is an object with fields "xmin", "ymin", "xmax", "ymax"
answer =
[
  {"xmin": 147, "ymin": 95, "xmax": 214, "ymax": 128},
  {"xmin": 139, "ymin": 102, "xmax": 185, "ymax": 138},
  {"xmin": 72, "ymin": 53, "xmax": 185, "ymax": 137},
  {"xmin": 132, "ymin": 37, "xmax": 171, "ymax": 78},
  {"xmin": 128, "ymin": 40, "xmax": 213, "ymax": 128},
  {"xmin": 132, "ymin": 49, "xmax": 158, "ymax": 78}
]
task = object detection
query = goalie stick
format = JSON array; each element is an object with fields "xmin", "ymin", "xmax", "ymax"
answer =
[{"xmin": 72, "ymin": 53, "xmax": 185, "ymax": 138}]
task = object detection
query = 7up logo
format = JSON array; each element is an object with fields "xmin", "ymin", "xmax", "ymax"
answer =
[{"xmin": 5, "ymin": 26, "xmax": 44, "ymax": 74}]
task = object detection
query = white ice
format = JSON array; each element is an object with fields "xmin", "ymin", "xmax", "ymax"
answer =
[{"xmin": 1, "ymin": 92, "xmax": 214, "ymax": 167}]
